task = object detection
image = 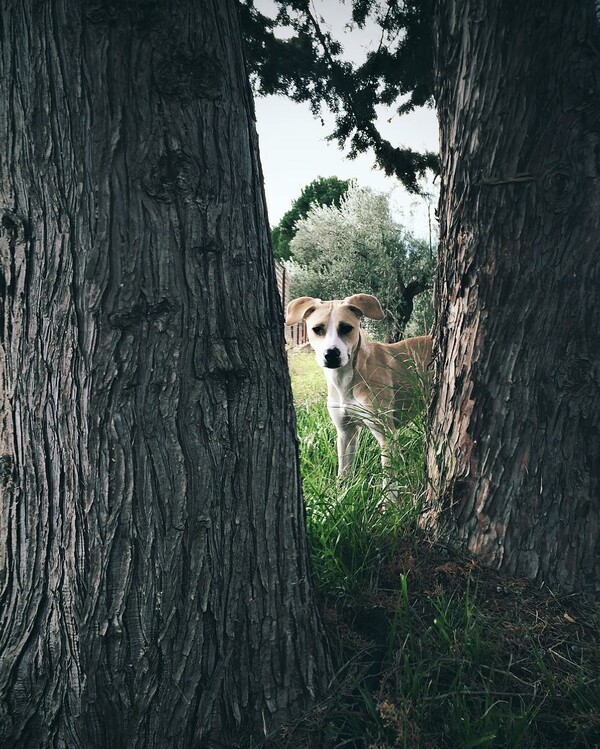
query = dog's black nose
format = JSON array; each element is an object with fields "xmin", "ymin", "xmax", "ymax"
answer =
[{"xmin": 324, "ymin": 347, "xmax": 341, "ymax": 368}]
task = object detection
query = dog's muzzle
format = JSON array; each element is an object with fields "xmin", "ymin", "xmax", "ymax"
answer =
[{"xmin": 323, "ymin": 347, "xmax": 342, "ymax": 368}]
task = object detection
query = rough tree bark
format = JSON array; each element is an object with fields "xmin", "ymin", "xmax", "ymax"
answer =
[
  {"xmin": 424, "ymin": 0, "xmax": 600, "ymax": 594},
  {"xmin": 0, "ymin": 1, "xmax": 329, "ymax": 746}
]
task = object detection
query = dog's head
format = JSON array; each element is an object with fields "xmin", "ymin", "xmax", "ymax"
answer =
[{"xmin": 286, "ymin": 294, "xmax": 384, "ymax": 369}]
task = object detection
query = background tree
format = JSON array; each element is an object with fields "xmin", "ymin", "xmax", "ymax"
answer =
[
  {"xmin": 0, "ymin": 1, "xmax": 329, "ymax": 746},
  {"xmin": 272, "ymin": 175, "xmax": 349, "ymax": 260},
  {"xmin": 289, "ymin": 183, "xmax": 435, "ymax": 340},
  {"xmin": 242, "ymin": 0, "xmax": 600, "ymax": 593}
]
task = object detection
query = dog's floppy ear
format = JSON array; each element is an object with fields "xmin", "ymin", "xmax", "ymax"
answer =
[
  {"xmin": 342, "ymin": 294, "xmax": 385, "ymax": 320},
  {"xmin": 286, "ymin": 296, "xmax": 320, "ymax": 325}
]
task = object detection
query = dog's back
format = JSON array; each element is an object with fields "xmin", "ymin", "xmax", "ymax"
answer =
[
  {"xmin": 353, "ymin": 334, "xmax": 432, "ymax": 425},
  {"xmin": 388, "ymin": 335, "xmax": 432, "ymax": 385}
]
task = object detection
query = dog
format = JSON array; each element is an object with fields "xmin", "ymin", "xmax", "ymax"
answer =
[{"xmin": 286, "ymin": 294, "xmax": 432, "ymax": 481}]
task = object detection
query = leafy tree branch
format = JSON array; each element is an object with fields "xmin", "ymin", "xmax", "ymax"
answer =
[{"xmin": 239, "ymin": 0, "xmax": 439, "ymax": 192}]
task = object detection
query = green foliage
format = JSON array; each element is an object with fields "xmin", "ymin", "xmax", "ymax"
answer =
[
  {"xmin": 288, "ymin": 182, "xmax": 436, "ymax": 340},
  {"xmin": 272, "ymin": 176, "xmax": 349, "ymax": 261},
  {"xmin": 288, "ymin": 348, "xmax": 429, "ymax": 594},
  {"xmin": 239, "ymin": 0, "xmax": 439, "ymax": 192},
  {"xmin": 296, "ymin": 400, "xmax": 424, "ymax": 594},
  {"xmin": 405, "ymin": 286, "xmax": 434, "ymax": 338},
  {"xmin": 260, "ymin": 350, "xmax": 600, "ymax": 749}
]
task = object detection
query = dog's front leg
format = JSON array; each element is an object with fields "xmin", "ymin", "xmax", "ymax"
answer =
[{"xmin": 336, "ymin": 424, "xmax": 359, "ymax": 478}]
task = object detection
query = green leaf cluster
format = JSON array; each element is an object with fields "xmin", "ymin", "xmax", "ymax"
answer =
[
  {"xmin": 239, "ymin": 0, "xmax": 439, "ymax": 192},
  {"xmin": 272, "ymin": 176, "xmax": 350, "ymax": 261}
]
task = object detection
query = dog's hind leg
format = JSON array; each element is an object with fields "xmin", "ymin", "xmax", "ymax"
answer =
[
  {"xmin": 369, "ymin": 425, "xmax": 398, "ymax": 501},
  {"xmin": 370, "ymin": 428, "xmax": 391, "ymax": 473}
]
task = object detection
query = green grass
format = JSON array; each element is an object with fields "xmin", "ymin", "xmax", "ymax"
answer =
[
  {"xmin": 290, "ymin": 345, "xmax": 428, "ymax": 595},
  {"xmin": 261, "ymin": 349, "xmax": 600, "ymax": 749},
  {"xmin": 295, "ymin": 398, "xmax": 428, "ymax": 596},
  {"xmin": 287, "ymin": 348, "xmax": 327, "ymax": 404}
]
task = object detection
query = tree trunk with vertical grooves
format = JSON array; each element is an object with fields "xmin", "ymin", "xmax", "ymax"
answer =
[
  {"xmin": 0, "ymin": 1, "xmax": 330, "ymax": 746},
  {"xmin": 424, "ymin": 0, "xmax": 600, "ymax": 595}
]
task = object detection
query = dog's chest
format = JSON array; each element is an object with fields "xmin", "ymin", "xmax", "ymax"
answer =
[{"xmin": 325, "ymin": 369, "xmax": 372, "ymax": 426}]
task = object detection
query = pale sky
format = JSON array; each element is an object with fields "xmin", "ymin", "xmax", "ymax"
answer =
[{"xmin": 251, "ymin": 0, "xmax": 440, "ymax": 239}]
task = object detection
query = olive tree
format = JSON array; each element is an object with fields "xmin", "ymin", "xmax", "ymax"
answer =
[{"xmin": 289, "ymin": 183, "xmax": 435, "ymax": 340}]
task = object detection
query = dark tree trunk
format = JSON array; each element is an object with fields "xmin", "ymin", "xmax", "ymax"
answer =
[
  {"xmin": 424, "ymin": 0, "xmax": 600, "ymax": 594},
  {"xmin": 0, "ymin": 2, "xmax": 329, "ymax": 746},
  {"xmin": 386, "ymin": 278, "xmax": 431, "ymax": 342}
]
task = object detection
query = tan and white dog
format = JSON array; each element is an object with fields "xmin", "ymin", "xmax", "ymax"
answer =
[{"xmin": 286, "ymin": 294, "xmax": 432, "ymax": 480}]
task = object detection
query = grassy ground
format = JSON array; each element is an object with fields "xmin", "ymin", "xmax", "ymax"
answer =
[
  {"xmin": 264, "ymin": 349, "xmax": 600, "ymax": 749},
  {"xmin": 287, "ymin": 348, "xmax": 327, "ymax": 404}
]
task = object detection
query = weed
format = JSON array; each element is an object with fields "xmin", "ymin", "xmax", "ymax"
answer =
[{"xmin": 258, "ymin": 349, "xmax": 600, "ymax": 749}]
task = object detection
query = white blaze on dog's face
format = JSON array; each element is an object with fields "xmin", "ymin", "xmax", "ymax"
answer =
[
  {"xmin": 304, "ymin": 303, "xmax": 361, "ymax": 369},
  {"xmin": 285, "ymin": 294, "xmax": 385, "ymax": 370}
]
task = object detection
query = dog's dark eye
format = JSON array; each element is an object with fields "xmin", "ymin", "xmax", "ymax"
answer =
[
  {"xmin": 338, "ymin": 323, "xmax": 354, "ymax": 336},
  {"xmin": 312, "ymin": 325, "xmax": 326, "ymax": 336}
]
